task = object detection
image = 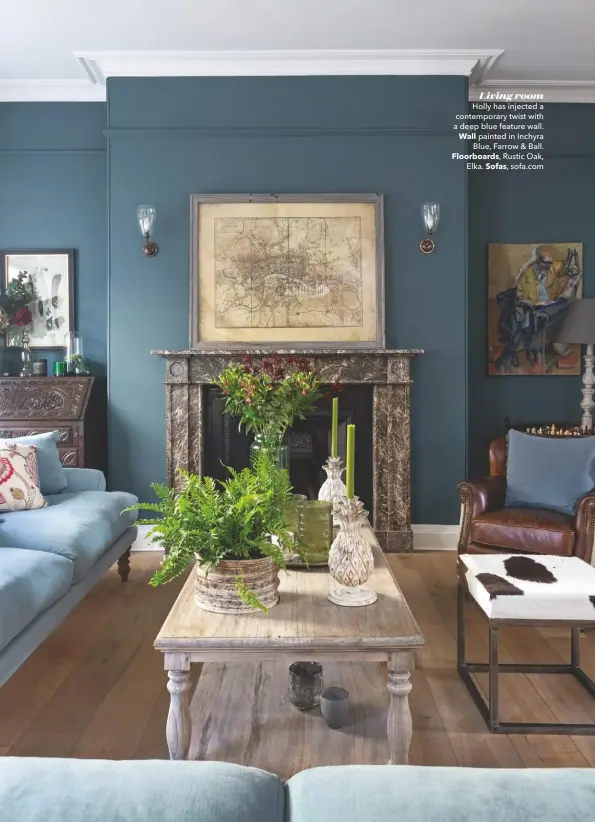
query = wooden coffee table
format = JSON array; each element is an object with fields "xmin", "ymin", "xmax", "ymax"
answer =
[{"xmin": 155, "ymin": 525, "xmax": 424, "ymax": 764}]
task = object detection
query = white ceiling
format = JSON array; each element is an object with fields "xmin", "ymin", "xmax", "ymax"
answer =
[{"xmin": 2, "ymin": 0, "xmax": 595, "ymax": 100}]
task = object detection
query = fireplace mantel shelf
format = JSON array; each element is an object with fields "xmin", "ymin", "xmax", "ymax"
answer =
[
  {"xmin": 155, "ymin": 346, "xmax": 422, "ymax": 553},
  {"xmin": 153, "ymin": 348, "xmax": 423, "ymax": 357}
]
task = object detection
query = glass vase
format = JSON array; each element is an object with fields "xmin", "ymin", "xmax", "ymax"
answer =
[
  {"xmin": 288, "ymin": 662, "xmax": 324, "ymax": 711},
  {"xmin": 296, "ymin": 500, "xmax": 333, "ymax": 566},
  {"xmin": 250, "ymin": 432, "xmax": 289, "ymax": 470},
  {"xmin": 283, "ymin": 493, "xmax": 307, "ymax": 564},
  {"xmin": 20, "ymin": 328, "xmax": 32, "ymax": 377},
  {"xmin": 64, "ymin": 330, "xmax": 83, "ymax": 375},
  {"xmin": 284, "ymin": 493, "xmax": 307, "ymax": 540}
]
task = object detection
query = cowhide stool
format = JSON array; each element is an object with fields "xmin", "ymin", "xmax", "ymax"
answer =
[{"xmin": 457, "ymin": 553, "xmax": 595, "ymax": 734}]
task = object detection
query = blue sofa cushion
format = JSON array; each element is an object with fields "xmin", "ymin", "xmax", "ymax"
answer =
[
  {"xmin": 0, "ymin": 491, "xmax": 138, "ymax": 582},
  {"xmin": 286, "ymin": 765, "xmax": 595, "ymax": 822},
  {"xmin": 0, "ymin": 759, "xmax": 284, "ymax": 822},
  {"xmin": 0, "ymin": 430, "xmax": 67, "ymax": 495},
  {"xmin": 63, "ymin": 467, "xmax": 107, "ymax": 493},
  {"xmin": 0, "ymin": 547, "xmax": 73, "ymax": 653},
  {"xmin": 505, "ymin": 429, "xmax": 595, "ymax": 515}
]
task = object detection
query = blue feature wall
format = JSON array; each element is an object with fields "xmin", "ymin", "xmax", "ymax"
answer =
[
  {"xmin": 107, "ymin": 76, "xmax": 469, "ymax": 522},
  {"xmin": 467, "ymin": 105, "xmax": 595, "ymax": 478},
  {"xmin": 3, "ymin": 92, "xmax": 594, "ymax": 523},
  {"xmin": 0, "ymin": 104, "xmax": 107, "ymax": 375}
]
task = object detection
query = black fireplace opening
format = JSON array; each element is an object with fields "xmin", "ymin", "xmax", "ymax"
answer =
[{"xmin": 203, "ymin": 384, "xmax": 374, "ymax": 520}]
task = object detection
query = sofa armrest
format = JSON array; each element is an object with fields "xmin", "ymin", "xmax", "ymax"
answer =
[
  {"xmin": 63, "ymin": 467, "xmax": 107, "ymax": 493},
  {"xmin": 574, "ymin": 493, "xmax": 595, "ymax": 563},
  {"xmin": 457, "ymin": 476, "xmax": 506, "ymax": 553}
]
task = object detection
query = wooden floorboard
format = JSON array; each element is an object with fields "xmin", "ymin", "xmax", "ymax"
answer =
[{"xmin": 1, "ymin": 550, "xmax": 594, "ymax": 768}]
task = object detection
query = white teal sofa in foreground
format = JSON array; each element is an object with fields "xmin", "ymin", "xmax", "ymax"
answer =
[
  {"xmin": 1, "ymin": 758, "xmax": 595, "ymax": 822},
  {"xmin": 0, "ymin": 467, "xmax": 137, "ymax": 686}
]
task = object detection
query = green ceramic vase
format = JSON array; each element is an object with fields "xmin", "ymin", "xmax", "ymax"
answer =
[{"xmin": 297, "ymin": 500, "xmax": 333, "ymax": 566}]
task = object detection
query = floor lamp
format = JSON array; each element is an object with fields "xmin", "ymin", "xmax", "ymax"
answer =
[{"xmin": 556, "ymin": 298, "xmax": 595, "ymax": 430}]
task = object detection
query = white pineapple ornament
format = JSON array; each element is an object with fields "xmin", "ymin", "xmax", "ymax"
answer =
[
  {"xmin": 328, "ymin": 496, "xmax": 377, "ymax": 607},
  {"xmin": 318, "ymin": 456, "xmax": 347, "ymax": 509}
]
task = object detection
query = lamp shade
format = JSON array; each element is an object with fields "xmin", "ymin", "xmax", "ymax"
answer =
[{"xmin": 556, "ymin": 298, "xmax": 595, "ymax": 345}]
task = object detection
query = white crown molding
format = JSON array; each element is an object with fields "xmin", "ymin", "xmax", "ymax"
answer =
[
  {"xmin": 0, "ymin": 79, "xmax": 105, "ymax": 102},
  {"xmin": 75, "ymin": 49, "xmax": 504, "ymax": 82},
  {"xmin": 470, "ymin": 80, "xmax": 595, "ymax": 103},
  {"xmin": 5, "ymin": 53, "xmax": 594, "ymax": 104}
]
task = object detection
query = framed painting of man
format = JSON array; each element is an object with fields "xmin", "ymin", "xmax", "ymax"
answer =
[{"xmin": 488, "ymin": 243, "xmax": 583, "ymax": 376}]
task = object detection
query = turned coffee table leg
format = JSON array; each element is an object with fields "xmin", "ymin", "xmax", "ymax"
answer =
[
  {"xmin": 387, "ymin": 650, "xmax": 414, "ymax": 765},
  {"xmin": 166, "ymin": 669, "xmax": 191, "ymax": 760}
]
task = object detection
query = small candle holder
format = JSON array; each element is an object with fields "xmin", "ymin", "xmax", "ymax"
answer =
[
  {"xmin": 288, "ymin": 661, "xmax": 324, "ymax": 711},
  {"xmin": 318, "ymin": 456, "xmax": 347, "ymax": 509},
  {"xmin": 328, "ymin": 496, "xmax": 377, "ymax": 607}
]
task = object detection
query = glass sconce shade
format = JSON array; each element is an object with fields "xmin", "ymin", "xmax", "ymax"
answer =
[
  {"xmin": 137, "ymin": 205, "xmax": 159, "ymax": 256},
  {"xmin": 422, "ymin": 202, "xmax": 440, "ymax": 235},
  {"xmin": 137, "ymin": 205, "xmax": 156, "ymax": 237}
]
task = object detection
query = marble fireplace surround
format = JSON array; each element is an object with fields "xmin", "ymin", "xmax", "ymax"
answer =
[{"xmin": 153, "ymin": 349, "xmax": 422, "ymax": 553}]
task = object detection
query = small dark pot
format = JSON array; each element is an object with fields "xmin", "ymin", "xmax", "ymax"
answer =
[
  {"xmin": 288, "ymin": 661, "xmax": 324, "ymax": 711},
  {"xmin": 320, "ymin": 686, "xmax": 350, "ymax": 729}
]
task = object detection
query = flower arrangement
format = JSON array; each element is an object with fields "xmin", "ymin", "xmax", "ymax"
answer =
[
  {"xmin": 0, "ymin": 271, "xmax": 37, "ymax": 338},
  {"xmin": 214, "ymin": 354, "xmax": 323, "ymax": 441}
]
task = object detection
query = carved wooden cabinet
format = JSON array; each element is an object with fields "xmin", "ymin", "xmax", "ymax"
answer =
[{"xmin": 0, "ymin": 377, "xmax": 107, "ymax": 475}]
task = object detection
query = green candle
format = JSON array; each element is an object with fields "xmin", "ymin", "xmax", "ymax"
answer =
[
  {"xmin": 346, "ymin": 424, "xmax": 355, "ymax": 498},
  {"xmin": 331, "ymin": 397, "xmax": 339, "ymax": 458}
]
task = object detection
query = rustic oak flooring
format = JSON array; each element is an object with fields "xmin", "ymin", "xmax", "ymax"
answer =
[{"xmin": 2, "ymin": 551, "xmax": 595, "ymax": 769}]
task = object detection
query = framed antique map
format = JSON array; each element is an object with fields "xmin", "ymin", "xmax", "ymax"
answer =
[{"xmin": 190, "ymin": 194, "xmax": 384, "ymax": 348}]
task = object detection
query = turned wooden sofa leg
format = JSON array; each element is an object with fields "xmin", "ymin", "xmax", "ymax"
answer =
[{"xmin": 117, "ymin": 548, "xmax": 131, "ymax": 583}]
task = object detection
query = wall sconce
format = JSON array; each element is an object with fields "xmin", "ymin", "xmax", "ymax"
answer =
[
  {"xmin": 420, "ymin": 202, "xmax": 440, "ymax": 254},
  {"xmin": 137, "ymin": 205, "xmax": 159, "ymax": 257}
]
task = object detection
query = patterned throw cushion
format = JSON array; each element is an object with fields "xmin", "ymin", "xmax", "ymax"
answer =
[
  {"xmin": 0, "ymin": 444, "xmax": 48, "ymax": 512},
  {"xmin": 0, "ymin": 430, "xmax": 66, "ymax": 495}
]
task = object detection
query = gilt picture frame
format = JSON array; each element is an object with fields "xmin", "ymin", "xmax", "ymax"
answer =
[
  {"xmin": 189, "ymin": 193, "xmax": 385, "ymax": 349},
  {"xmin": 1, "ymin": 249, "xmax": 75, "ymax": 349}
]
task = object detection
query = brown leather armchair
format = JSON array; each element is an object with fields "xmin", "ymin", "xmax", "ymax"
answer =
[{"xmin": 458, "ymin": 437, "xmax": 595, "ymax": 563}]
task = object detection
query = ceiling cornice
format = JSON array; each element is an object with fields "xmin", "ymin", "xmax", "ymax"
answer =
[
  {"xmin": 75, "ymin": 49, "xmax": 504, "ymax": 82},
  {"xmin": 3, "ymin": 52, "xmax": 595, "ymax": 104},
  {"xmin": 0, "ymin": 79, "xmax": 105, "ymax": 102},
  {"xmin": 469, "ymin": 80, "xmax": 595, "ymax": 104}
]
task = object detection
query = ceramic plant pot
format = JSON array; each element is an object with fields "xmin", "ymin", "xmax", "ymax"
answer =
[{"xmin": 194, "ymin": 556, "xmax": 280, "ymax": 614}]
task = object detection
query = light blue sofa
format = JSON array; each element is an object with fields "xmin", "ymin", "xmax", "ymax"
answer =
[
  {"xmin": 1, "ymin": 758, "xmax": 595, "ymax": 821},
  {"xmin": 0, "ymin": 467, "xmax": 137, "ymax": 686}
]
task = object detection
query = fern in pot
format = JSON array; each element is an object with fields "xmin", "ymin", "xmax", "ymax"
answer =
[{"xmin": 126, "ymin": 452, "xmax": 294, "ymax": 614}]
